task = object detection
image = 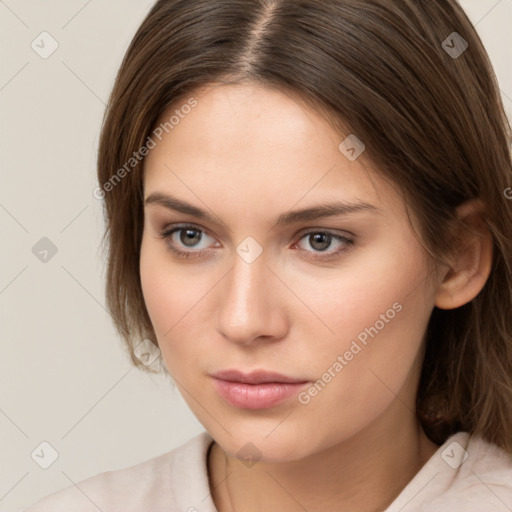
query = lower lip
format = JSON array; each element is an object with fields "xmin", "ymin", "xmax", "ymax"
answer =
[{"xmin": 211, "ymin": 378, "xmax": 309, "ymax": 409}]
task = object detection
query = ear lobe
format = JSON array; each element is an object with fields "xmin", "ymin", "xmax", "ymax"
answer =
[{"xmin": 434, "ymin": 199, "xmax": 493, "ymax": 310}]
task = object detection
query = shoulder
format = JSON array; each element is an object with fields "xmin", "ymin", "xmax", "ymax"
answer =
[
  {"xmin": 421, "ymin": 432, "xmax": 512, "ymax": 511},
  {"xmin": 23, "ymin": 431, "xmax": 215, "ymax": 512}
]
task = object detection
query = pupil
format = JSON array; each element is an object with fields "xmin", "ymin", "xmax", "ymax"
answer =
[
  {"xmin": 311, "ymin": 233, "xmax": 331, "ymax": 251},
  {"xmin": 181, "ymin": 229, "xmax": 201, "ymax": 247}
]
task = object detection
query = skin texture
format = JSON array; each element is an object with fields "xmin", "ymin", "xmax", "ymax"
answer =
[{"xmin": 140, "ymin": 83, "xmax": 493, "ymax": 512}]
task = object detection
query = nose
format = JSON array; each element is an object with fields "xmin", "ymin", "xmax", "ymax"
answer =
[{"xmin": 215, "ymin": 248, "xmax": 289, "ymax": 346}]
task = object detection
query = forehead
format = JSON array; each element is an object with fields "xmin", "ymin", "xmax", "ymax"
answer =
[{"xmin": 143, "ymin": 83, "xmax": 403, "ymax": 219}]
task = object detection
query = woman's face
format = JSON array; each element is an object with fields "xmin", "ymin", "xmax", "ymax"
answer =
[{"xmin": 140, "ymin": 83, "xmax": 440, "ymax": 462}]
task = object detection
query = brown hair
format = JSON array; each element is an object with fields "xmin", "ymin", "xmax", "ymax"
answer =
[{"xmin": 96, "ymin": 0, "xmax": 512, "ymax": 452}]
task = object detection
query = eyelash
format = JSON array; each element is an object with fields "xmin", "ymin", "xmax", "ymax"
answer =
[{"xmin": 157, "ymin": 223, "xmax": 355, "ymax": 261}]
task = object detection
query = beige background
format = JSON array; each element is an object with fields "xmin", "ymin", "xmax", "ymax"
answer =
[{"xmin": 1, "ymin": 1, "xmax": 511, "ymax": 510}]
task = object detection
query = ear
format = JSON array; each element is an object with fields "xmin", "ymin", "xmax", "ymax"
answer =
[{"xmin": 434, "ymin": 199, "xmax": 493, "ymax": 310}]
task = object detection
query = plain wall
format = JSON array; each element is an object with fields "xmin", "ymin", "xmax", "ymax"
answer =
[{"xmin": 0, "ymin": 1, "xmax": 511, "ymax": 510}]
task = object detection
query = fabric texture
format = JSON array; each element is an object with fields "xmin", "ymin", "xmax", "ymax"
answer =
[{"xmin": 24, "ymin": 430, "xmax": 512, "ymax": 512}]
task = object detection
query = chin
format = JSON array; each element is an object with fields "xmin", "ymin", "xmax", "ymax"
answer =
[{"xmin": 206, "ymin": 420, "xmax": 320, "ymax": 464}]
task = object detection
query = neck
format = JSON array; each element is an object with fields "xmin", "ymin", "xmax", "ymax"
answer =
[{"xmin": 208, "ymin": 404, "xmax": 439, "ymax": 512}]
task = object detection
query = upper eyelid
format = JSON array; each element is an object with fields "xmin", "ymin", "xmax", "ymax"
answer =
[
  {"xmin": 163, "ymin": 223, "xmax": 354, "ymax": 246},
  {"xmin": 163, "ymin": 223, "xmax": 216, "ymax": 239},
  {"xmin": 162, "ymin": 222, "xmax": 352, "ymax": 235}
]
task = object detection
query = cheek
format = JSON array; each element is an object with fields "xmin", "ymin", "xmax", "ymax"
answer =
[
  {"xmin": 139, "ymin": 239, "xmax": 185, "ymax": 350},
  {"xmin": 298, "ymin": 241, "xmax": 432, "ymax": 402},
  {"xmin": 139, "ymin": 237, "xmax": 218, "ymax": 372},
  {"xmin": 290, "ymin": 234, "xmax": 428, "ymax": 347}
]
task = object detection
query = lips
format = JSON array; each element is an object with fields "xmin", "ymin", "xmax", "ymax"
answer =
[
  {"xmin": 211, "ymin": 369, "xmax": 308, "ymax": 384},
  {"xmin": 210, "ymin": 369, "xmax": 310, "ymax": 409}
]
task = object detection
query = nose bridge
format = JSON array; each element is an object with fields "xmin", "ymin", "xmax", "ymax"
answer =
[
  {"xmin": 225, "ymin": 251, "xmax": 268, "ymax": 321},
  {"xmin": 215, "ymin": 245, "xmax": 285, "ymax": 344}
]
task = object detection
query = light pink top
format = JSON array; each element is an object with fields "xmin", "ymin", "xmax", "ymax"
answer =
[{"xmin": 24, "ymin": 430, "xmax": 512, "ymax": 511}]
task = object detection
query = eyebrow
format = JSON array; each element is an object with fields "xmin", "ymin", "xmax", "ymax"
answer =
[{"xmin": 144, "ymin": 191, "xmax": 380, "ymax": 228}]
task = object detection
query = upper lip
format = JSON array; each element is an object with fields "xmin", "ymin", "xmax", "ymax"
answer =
[{"xmin": 211, "ymin": 369, "xmax": 308, "ymax": 384}]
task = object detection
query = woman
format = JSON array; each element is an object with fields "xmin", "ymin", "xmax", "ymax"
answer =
[{"xmin": 25, "ymin": 0, "xmax": 512, "ymax": 510}]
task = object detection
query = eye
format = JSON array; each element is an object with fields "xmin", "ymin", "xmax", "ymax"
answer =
[
  {"xmin": 158, "ymin": 224, "xmax": 218, "ymax": 259},
  {"xmin": 293, "ymin": 230, "xmax": 355, "ymax": 260},
  {"xmin": 158, "ymin": 224, "xmax": 355, "ymax": 261}
]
